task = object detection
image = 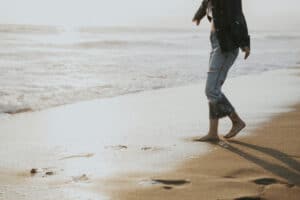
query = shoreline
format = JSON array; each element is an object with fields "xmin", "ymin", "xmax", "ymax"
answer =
[
  {"xmin": 104, "ymin": 103, "xmax": 300, "ymax": 200},
  {"xmin": 2, "ymin": 67, "xmax": 299, "ymax": 116},
  {"xmin": 0, "ymin": 68, "xmax": 300, "ymax": 200}
]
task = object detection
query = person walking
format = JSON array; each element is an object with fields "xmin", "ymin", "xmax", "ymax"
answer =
[{"xmin": 193, "ymin": 0, "xmax": 251, "ymax": 141}]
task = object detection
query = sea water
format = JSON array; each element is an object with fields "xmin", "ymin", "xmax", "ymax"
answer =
[{"xmin": 0, "ymin": 24, "xmax": 300, "ymax": 113}]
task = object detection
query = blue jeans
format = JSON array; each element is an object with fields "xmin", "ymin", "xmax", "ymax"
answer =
[{"xmin": 205, "ymin": 32, "xmax": 239, "ymax": 119}]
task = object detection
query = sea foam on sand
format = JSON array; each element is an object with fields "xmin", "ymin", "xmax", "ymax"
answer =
[{"xmin": 0, "ymin": 68, "xmax": 300, "ymax": 200}]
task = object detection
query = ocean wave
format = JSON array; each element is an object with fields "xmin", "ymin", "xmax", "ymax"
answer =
[
  {"xmin": 73, "ymin": 40, "xmax": 176, "ymax": 48},
  {"xmin": 0, "ymin": 24, "xmax": 61, "ymax": 35},
  {"xmin": 79, "ymin": 26, "xmax": 191, "ymax": 34}
]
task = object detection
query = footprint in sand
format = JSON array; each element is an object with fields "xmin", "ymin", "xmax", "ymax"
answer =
[
  {"xmin": 72, "ymin": 174, "xmax": 90, "ymax": 183},
  {"xmin": 59, "ymin": 153, "xmax": 95, "ymax": 160},
  {"xmin": 152, "ymin": 179, "xmax": 190, "ymax": 186},
  {"xmin": 140, "ymin": 179, "xmax": 190, "ymax": 190},
  {"xmin": 141, "ymin": 146, "xmax": 164, "ymax": 152},
  {"xmin": 162, "ymin": 186, "xmax": 173, "ymax": 190},
  {"xmin": 252, "ymin": 178, "xmax": 280, "ymax": 186},
  {"xmin": 29, "ymin": 167, "xmax": 58, "ymax": 177},
  {"xmin": 105, "ymin": 145, "xmax": 128, "ymax": 150},
  {"xmin": 234, "ymin": 178, "xmax": 293, "ymax": 200},
  {"xmin": 104, "ymin": 145, "xmax": 164, "ymax": 151},
  {"xmin": 252, "ymin": 177, "xmax": 294, "ymax": 188},
  {"xmin": 5, "ymin": 108, "xmax": 32, "ymax": 114}
]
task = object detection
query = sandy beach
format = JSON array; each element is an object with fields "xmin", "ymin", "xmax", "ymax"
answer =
[
  {"xmin": 106, "ymin": 104, "xmax": 300, "ymax": 200},
  {"xmin": 0, "ymin": 68, "xmax": 300, "ymax": 200},
  {"xmin": 102, "ymin": 68, "xmax": 300, "ymax": 200}
]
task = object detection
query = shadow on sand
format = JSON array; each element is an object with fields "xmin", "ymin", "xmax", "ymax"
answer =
[{"xmin": 217, "ymin": 140, "xmax": 300, "ymax": 186}]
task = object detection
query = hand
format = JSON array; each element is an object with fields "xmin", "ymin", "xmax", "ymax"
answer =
[
  {"xmin": 242, "ymin": 46, "xmax": 250, "ymax": 60},
  {"xmin": 192, "ymin": 19, "xmax": 201, "ymax": 26}
]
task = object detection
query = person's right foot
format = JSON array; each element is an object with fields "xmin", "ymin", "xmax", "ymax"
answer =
[
  {"xmin": 197, "ymin": 134, "xmax": 220, "ymax": 142},
  {"xmin": 224, "ymin": 121, "xmax": 246, "ymax": 139}
]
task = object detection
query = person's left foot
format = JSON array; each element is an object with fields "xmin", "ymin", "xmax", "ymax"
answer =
[
  {"xmin": 196, "ymin": 134, "xmax": 220, "ymax": 142},
  {"xmin": 224, "ymin": 121, "xmax": 246, "ymax": 139}
]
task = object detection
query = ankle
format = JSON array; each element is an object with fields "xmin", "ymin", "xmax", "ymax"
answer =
[
  {"xmin": 207, "ymin": 131, "xmax": 218, "ymax": 137},
  {"xmin": 229, "ymin": 112, "xmax": 243, "ymax": 123}
]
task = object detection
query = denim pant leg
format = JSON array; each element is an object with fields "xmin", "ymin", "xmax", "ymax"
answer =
[{"xmin": 205, "ymin": 33, "xmax": 239, "ymax": 119}]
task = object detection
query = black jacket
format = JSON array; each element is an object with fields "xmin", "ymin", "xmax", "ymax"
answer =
[{"xmin": 193, "ymin": 0, "xmax": 250, "ymax": 52}]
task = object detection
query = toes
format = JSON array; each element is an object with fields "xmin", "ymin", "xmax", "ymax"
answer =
[{"xmin": 196, "ymin": 136, "xmax": 220, "ymax": 142}]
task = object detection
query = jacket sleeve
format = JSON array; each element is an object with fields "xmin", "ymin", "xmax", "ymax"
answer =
[
  {"xmin": 193, "ymin": 0, "xmax": 209, "ymax": 21},
  {"xmin": 239, "ymin": 14, "xmax": 250, "ymax": 49}
]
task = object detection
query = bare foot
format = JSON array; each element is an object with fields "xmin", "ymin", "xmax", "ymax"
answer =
[
  {"xmin": 224, "ymin": 121, "xmax": 246, "ymax": 139},
  {"xmin": 196, "ymin": 134, "xmax": 220, "ymax": 142}
]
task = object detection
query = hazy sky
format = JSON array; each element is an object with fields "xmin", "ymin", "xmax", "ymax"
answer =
[{"xmin": 1, "ymin": 0, "xmax": 299, "ymax": 30}]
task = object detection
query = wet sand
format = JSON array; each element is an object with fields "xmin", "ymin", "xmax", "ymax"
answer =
[
  {"xmin": 105, "ymin": 103, "xmax": 300, "ymax": 200},
  {"xmin": 0, "ymin": 68, "xmax": 300, "ymax": 200},
  {"xmin": 104, "ymin": 70, "xmax": 300, "ymax": 199}
]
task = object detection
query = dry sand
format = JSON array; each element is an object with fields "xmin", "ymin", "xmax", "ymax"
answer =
[{"xmin": 105, "ymin": 103, "xmax": 300, "ymax": 200}]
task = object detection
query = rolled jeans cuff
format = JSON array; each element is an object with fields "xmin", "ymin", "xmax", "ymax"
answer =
[{"xmin": 209, "ymin": 96, "xmax": 235, "ymax": 119}]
